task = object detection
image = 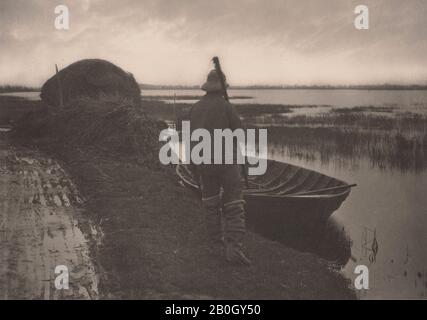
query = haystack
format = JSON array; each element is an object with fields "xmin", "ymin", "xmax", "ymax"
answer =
[{"xmin": 40, "ymin": 59, "xmax": 141, "ymax": 107}]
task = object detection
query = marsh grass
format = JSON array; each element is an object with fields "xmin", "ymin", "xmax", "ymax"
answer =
[
  {"xmin": 250, "ymin": 112, "xmax": 427, "ymax": 131},
  {"xmin": 144, "ymin": 99, "xmax": 427, "ymax": 171},
  {"xmin": 332, "ymin": 105, "xmax": 397, "ymax": 113},
  {"xmin": 6, "ymin": 93, "xmax": 421, "ymax": 172},
  {"xmin": 264, "ymin": 125, "xmax": 427, "ymax": 171},
  {"xmin": 11, "ymin": 96, "xmax": 166, "ymax": 165}
]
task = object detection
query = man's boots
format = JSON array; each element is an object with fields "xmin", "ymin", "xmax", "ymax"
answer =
[
  {"xmin": 202, "ymin": 194, "xmax": 224, "ymax": 252},
  {"xmin": 223, "ymin": 200, "xmax": 251, "ymax": 266}
]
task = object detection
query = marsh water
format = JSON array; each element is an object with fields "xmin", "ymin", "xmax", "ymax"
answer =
[
  {"xmin": 5, "ymin": 89, "xmax": 427, "ymax": 299},
  {"xmin": 268, "ymin": 145, "xmax": 427, "ymax": 299},
  {"xmin": 4, "ymin": 88, "xmax": 427, "ymax": 112},
  {"xmin": 140, "ymin": 89, "xmax": 427, "ymax": 115}
]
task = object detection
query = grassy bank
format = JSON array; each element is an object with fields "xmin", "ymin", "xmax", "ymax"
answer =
[
  {"xmin": 5, "ymin": 95, "xmax": 355, "ymax": 299},
  {"xmin": 0, "ymin": 96, "xmax": 44, "ymax": 125}
]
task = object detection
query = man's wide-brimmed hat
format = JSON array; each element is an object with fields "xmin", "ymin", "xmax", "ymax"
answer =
[{"xmin": 201, "ymin": 70, "xmax": 229, "ymax": 92}]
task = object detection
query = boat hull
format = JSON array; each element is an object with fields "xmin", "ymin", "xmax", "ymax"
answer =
[
  {"xmin": 176, "ymin": 160, "xmax": 352, "ymax": 235},
  {"xmin": 244, "ymin": 192, "xmax": 349, "ymax": 238}
]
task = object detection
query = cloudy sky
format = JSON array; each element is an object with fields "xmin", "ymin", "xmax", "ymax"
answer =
[{"xmin": 1, "ymin": 0, "xmax": 426, "ymax": 86}]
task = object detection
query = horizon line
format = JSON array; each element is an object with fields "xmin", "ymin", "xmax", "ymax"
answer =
[{"xmin": 2, "ymin": 83, "xmax": 427, "ymax": 91}]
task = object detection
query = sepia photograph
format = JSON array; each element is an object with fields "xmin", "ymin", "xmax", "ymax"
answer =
[{"xmin": 0, "ymin": 0, "xmax": 426, "ymax": 306}]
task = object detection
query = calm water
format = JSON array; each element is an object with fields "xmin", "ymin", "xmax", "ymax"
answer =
[
  {"xmin": 141, "ymin": 89, "xmax": 427, "ymax": 115},
  {"xmin": 268, "ymin": 144, "xmax": 427, "ymax": 299},
  {"xmin": 4, "ymin": 89, "xmax": 427, "ymax": 113}
]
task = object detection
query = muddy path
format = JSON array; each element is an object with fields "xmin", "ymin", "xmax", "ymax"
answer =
[{"xmin": 0, "ymin": 138, "xmax": 101, "ymax": 299}]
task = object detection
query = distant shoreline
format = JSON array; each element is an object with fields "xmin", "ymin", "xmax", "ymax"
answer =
[
  {"xmin": 140, "ymin": 84, "xmax": 427, "ymax": 91},
  {"xmin": 2, "ymin": 84, "xmax": 427, "ymax": 94},
  {"xmin": 0, "ymin": 85, "xmax": 40, "ymax": 94}
]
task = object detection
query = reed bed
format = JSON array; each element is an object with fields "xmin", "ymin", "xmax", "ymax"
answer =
[
  {"xmin": 331, "ymin": 105, "xmax": 397, "ymax": 113},
  {"xmin": 143, "ymin": 99, "xmax": 427, "ymax": 171},
  {"xmin": 12, "ymin": 95, "xmax": 167, "ymax": 165},
  {"xmin": 250, "ymin": 112, "xmax": 427, "ymax": 132},
  {"xmin": 265, "ymin": 126, "xmax": 427, "ymax": 171}
]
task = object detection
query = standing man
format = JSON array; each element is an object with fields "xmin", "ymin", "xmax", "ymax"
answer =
[{"xmin": 189, "ymin": 69, "xmax": 251, "ymax": 266}]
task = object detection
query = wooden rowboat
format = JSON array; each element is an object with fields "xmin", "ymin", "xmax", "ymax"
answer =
[{"xmin": 176, "ymin": 159, "xmax": 355, "ymax": 237}]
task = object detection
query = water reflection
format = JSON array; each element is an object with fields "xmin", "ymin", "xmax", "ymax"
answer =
[
  {"xmin": 268, "ymin": 141, "xmax": 427, "ymax": 299},
  {"xmin": 247, "ymin": 216, "xmax": 352, "ymax": 267},
  {"xmin": 361, "ymin": 227, "xmax": 379, "ymax": 264}
]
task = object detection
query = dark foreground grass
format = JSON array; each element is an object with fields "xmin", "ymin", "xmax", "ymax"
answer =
[{"xmin": 6, "ymin": 96, "xmax": 355, "ymax": 299}]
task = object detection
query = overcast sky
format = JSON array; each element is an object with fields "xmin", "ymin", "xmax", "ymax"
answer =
[{"xmin": 1, "ymin": 0, "xmax": 426, "ymax": 86}]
